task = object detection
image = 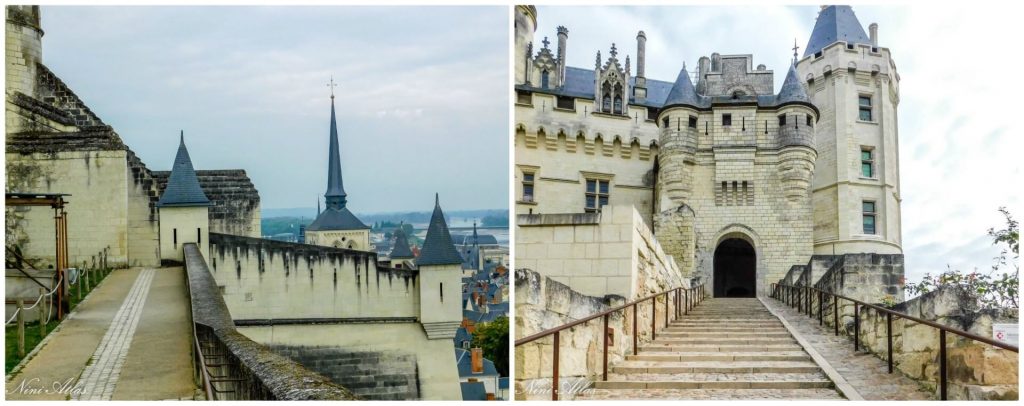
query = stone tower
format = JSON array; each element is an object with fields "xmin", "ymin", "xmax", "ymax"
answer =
[
  {"xmin": 304, "ymin": 89, "xmax": 371, "ymax": 250},
  {"xmin": 5, "ymin": 6, "xmax": 42, "ymax": 101},
  {"xmin": 513, "ymin": 6, "xmax": 538, "ymax": 86},
  {"xmin": 798, "ymin": 5, "xmax": 902, "ymax": 256},
  {"xmin": 416, "ymin": 194, "xmax": 463, "ymax": 340},
  {"xmin": 157, "ymin": 132, "xmax": 212, "ymax": 261}
]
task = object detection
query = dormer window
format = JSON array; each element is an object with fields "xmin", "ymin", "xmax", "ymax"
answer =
[{"xmin": 541, "ymin": 70, "xmax": 550, "ymax": 89}]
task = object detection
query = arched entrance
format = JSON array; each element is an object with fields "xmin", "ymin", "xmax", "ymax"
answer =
[{"xmin": 713, "ymin": 238, "xmax": 756, "ymax": 298}]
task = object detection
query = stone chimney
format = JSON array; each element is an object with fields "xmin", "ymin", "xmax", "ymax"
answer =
[
  {"xmin": 634, "ymin": 31, "xmax": 648, "ymax": 101},
  {"xmin": 697, "ymin": 56, "xmax": 711, "ymax": 95},
  {"xmin": 869, "ymin": 23, "xmax": 878, "ymax": 46},
  {"xmin": 556, "ymin": 26, "xmax": 568, "ymax": 85},
  {"xmin": 471, "ymin": 348, "xmax": 484, "ymax": 374}
]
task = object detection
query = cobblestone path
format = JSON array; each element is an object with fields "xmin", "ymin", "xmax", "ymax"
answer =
[
  {"xmin": 73, "ymin": 268, "xmax": 156, "ymax": 400},
  {"xmin": 763, "ymin": 297, "xmax": 934, "ymax": 400},
  {"xmin": 573, "ymin": 298, "xmax": 845, "ymax": 400}
]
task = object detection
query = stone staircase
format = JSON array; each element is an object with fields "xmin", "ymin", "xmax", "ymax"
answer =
[{"xmin": 579, "ymin": 298, "xmax": 844, "ymax": 400}]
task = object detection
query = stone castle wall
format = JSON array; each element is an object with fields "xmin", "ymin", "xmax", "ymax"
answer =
[
  {"xmin": 516, "ymin": 205, "xmax": 685, "ymax": 300},
  {"xmin": 240, "ymin": 323, "xmax": 461, "ymax": 400},
  {"xmin": 208, "ymin": 233, "xmax": 419, "ymax": 320},
  {"xmin": 514, "ymin": 268, "xmax": 690, "ymax": 400}
]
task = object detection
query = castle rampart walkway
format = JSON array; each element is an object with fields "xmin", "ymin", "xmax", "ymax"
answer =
[{"xmin": 4, "ymin": 267, "xmax": 196, "ymax": 400}]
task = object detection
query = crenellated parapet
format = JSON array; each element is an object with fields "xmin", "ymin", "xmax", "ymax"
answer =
[{"xmin": 516, "ymin": 123, "xmax": 658, "ymax": 161}]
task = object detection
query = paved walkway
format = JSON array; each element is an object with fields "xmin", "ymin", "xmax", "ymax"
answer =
[
  {"xmin": 5, "ymin": 267, "xmax": 195, "ymax": 400},
  {"xmin": 762, "ymin": 297, "xmax": 934, "ymax": 400}
]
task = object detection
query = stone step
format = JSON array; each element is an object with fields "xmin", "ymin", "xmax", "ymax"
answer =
[
  {"xmin": 625, "ymin": 352, "xmax": 811, "ymax": 362},
  {"xmin": 649, "ymin": 337, "xmax": 797, "ymax": 346},
  {"xmin": 672, "ymin": 317, "xmax": 777, "ymax": 321},
  {"xmin": 571, "ymin": 388, "xmax": 844, "ymax": 400},
  {"xmin": 662, "ymin": 326, "xmax": 785, "ymax": 332},
  {"xmin": 657, "ymin": 331, "xmax": 793, "ymax": 338},
  {"xmin": 612, "ymin": 361, "xmax": 821, "ymax": 374},
  {"xmin": 594, "ymin": 372, "xmax": 833, "ymax": 390},
  {"xmin": 640, "ymin": 344, "xmax": 804, "ymax": 352}
]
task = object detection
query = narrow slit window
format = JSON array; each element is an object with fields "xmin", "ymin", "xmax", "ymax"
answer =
[
  {"xmin": 173, "ymin": 228, "xmax": 177, "ymax": 246},
  {"xmin": 440, "ymin": 283, "xmax": 444, "ymax": 302},
  {"xmin": 197, "ymin": 228, "xmax": 201, "ymax": 244}
]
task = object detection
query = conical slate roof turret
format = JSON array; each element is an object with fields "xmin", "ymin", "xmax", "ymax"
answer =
[
  {"xmin": 416, "ymin": 194, "xmax": 463, "ymax": 266},
  {"xmin": 804, "ymin": 5, "xmax": 871, "ymax": 57},
  {"xmin": 776, "ymin": 63, "xmax": 813, "ymax": 107},
  {"xmin": 157, "ymin": 132, "xmax": 211, "ymax": 207},
  {"xmin": 390, "ymin": 223, "xmax": 415, "ymax": 260},
  {"xmin": 662, "ymin": 63, "xmax": 702, "ymax": 109}
]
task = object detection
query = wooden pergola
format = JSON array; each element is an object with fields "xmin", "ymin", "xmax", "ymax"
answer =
[{"xmin": 6, "ymin": 192, "xmax": 70, "ymax": 320}]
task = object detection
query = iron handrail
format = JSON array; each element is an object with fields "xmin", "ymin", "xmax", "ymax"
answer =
[
  {"xmin": 771, "ymin": 282, "xmax": 1018, "ymax": 401},
  {"xmin": 515, "ymin": 283, "xmax": 706, "ymax": 400}
]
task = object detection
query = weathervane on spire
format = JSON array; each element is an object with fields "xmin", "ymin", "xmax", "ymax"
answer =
[
  {"xmin": 327, "ymin": 76, "xmax": 338, "ymax": 99},
  {"xmin": 792, "ymin": 39, "xmax": 799, "ymax": 64}
]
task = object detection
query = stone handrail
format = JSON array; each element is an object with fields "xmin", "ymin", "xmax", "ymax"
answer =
[{"xmin": 183, "ymin": 243, "xmax": 358, "ymax": 400}]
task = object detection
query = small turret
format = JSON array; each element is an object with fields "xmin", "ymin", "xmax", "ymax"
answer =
[
  {"xmin": 157, "ymin": 132, "xmax": 212, "ymax": 261},
  {"xmin": 417, "ymin": 194, "xmax": 463, "ymax": 340}
]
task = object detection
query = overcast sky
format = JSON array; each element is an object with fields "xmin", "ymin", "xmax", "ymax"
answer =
[
  {"xmin": 39, "ymin": 6, "xmax": 508, "ymax": 214},
  {"xmin": 533, "ymin": 5, "xmax": 1021, "ymax": 284}
]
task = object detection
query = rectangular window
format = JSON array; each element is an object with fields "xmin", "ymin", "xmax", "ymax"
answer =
[
  {"xmin": 584, "ymin": 179, "xmax": 610, "ymax": 213},
  {"xmin": 806, "ymin": 114, "xmax": 813, "ymax": 127},
  {"xmin": 863, "ymin": 201, "xmax": 877, "ymax": 234},
  {"xmin": 688, "ymin": 115, "xmax": 697, "ymax": 128},
  {"xmin": 778, "ymin": 114, "xmax": 786, "ymax": 126},
  {"xmin": 522, "ymin": 172, "xmax": 535, "ymax": 202},
  {"xmin": 516, "ymin": 91, "xmax": 531, "ymax": 105},
  {"xmin": 859, "ymin": 95, "xmax": 873, "ymax": 121},
  {"xmin": 722, "ymin": 114, "xmax": 732, "ymax": 126},
  {"xmin": 556, "ymin": 96, "xmax": 574, "ymax": 110},
  {"xmin": 861, "ymin": 149, "xmax": 874, "ymax": 178},
  {"xmin": 647, "ymin": 108, "xmax": 659, "ymax": 121}
]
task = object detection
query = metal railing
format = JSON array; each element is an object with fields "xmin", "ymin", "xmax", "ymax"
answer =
[
  {"xmin": 771, "ymin": 283, "xmax": 1019, "ymax": 400},
  {"xmin": 515, "ymin": 284, "xmax": 706, "ymax": 400}
]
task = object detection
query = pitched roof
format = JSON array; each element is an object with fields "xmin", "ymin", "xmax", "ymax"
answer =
[
  {"xmin": 776, "ymin": 63, "xmax": 813, "ymax": 107},
  {"xmin": 417, "ymin": 194, "xmax": 464, "ymax": 266},
  {"xmin": 325, "ymin": 96, "xmax": 347, "ymax": 199},
  {"xmin": 390, "ymin": 224, "xmax": 415, "ymax": 259},
  {"xmin": 804, "ymin": 5, "xmax": 871, "ymax": 57},
  {"xmin": 305, "ymin": 206, "xmax": 369, "ymax": 231},
  {"xmin": 460, "ymin": 382, "xmax": 487, "ymax": 401},
  {"xmin": 157, "ymin": 132, "xmax": 212, "ymax": 207},
  {"xmin": 662, "ymin": 63, "xmax": 702, "ymax": 109}
]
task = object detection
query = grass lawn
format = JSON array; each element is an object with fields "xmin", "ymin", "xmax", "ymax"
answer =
[{"xmin": 5, "ymin": 268, "xmax": 112, "ymax": 374}]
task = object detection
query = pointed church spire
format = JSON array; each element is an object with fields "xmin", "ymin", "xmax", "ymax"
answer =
[
  {"xmin": 157, "ymin": 131, "xmax": 211, "ymax": 207},
  {"xmin": 417, "ymin": 194, "xmax": 463, "ymax": 266},
  {"xmin": 324, "ymin": 79, "xmax": 347, "ymax": 210},
  {"xmin": 663, "ymin": 62, "xmax": 702, "ymax": 109},
  {"xmin": 472, "ymin": 220, "xmax": 478, "ymax": 246},
  {"xmin": 804, "ymin": 5, "xmax": 871, "ymax": 57}
]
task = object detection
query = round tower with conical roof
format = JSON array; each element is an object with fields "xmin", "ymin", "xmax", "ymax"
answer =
[{"xmin": 157, "ymin": 132, "xmax": 213, "ymax": 261}]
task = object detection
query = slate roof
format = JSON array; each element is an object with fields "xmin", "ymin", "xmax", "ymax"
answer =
[
  {"xmin": 305, "ymin": 206, "xmax": 370, "ymax": 231},
  {"xmin": 325, "ymin": 97, "xmax": 347, "ymax": 199},
  {"xmin": 499, "ymin": 377, "xmax": 509, "ymax": 390},
  {"xmin": 804, "ymin": 5, "xmax": 871, "ymax": 57},
  {"xmin": 776, "ymin": 63, "xmax": 813, "ymax": 107},
  {"xmin": 416, "ymin": 194, "xmax": 464, "ymax": 266},
  {"xmin": 455, "ymin": 348, "xmax": 499, "ymax": 378},
  {"xmin": 389, "ymin": 225, "xmax": 415, "ymax": 259},
  {"xmin": 454, "ymin": 327, "xmax": 473, "ymax": 347},
  {"xmin": 662, "ymin": 63, "xmax": 701, "ymax": 109},
  {"xmin": 523, "ymin": 64, "xmax": 816, "ymax": 111},
  {"xmin": 157, "ymin": 133, "xmax": 212, "ymax": 207},
  {"xmin": 454, "ymin": 233, "xmax": 499, "ymax": 246},
  {"xmin": 460, "ymin": 382, "xmax": 487, "ymax": 401}
]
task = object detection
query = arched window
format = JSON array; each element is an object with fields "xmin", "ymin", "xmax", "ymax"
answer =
[
  {"xmin": 541, "ymin": 70, "xmax": 550, "ymax": 89},
  {"xmin": 613, "ymin": 96, "xmax": 622, "ymax": 114},
  {"xmin": 602, "ymin": 94, "xmax": 611, "ymax": 112}
]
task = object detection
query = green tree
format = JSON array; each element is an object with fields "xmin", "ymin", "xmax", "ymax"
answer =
[
  {"xmin": 472, "ymin": 316, "xmax": 509, "ymax": 376},
  {"xmin": 905, "ymin": 207, "xmax": 1018, "ymax": 309}
]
